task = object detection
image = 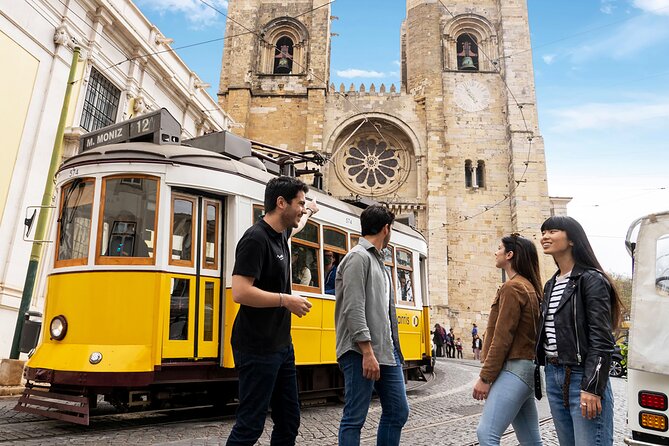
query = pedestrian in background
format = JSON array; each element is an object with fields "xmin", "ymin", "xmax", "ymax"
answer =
[
  {"xmin": 536, "ymin": 216, "xmax": 621, "ymax": 446},
  {"xmin": 445, "ymin": 328, "xmax": 455, "ymax": 358},
  {"xmin": 226, "ymin": 176, "xmax": 317, "ymax": 446},
  {"xmin": 455, "ymin": 338, "xmax": 463, "ymax": 359},
  {"xmin": 433, "ymin": 324, "xmax": 446, "ymax": 357},
  {"xmin": 474, "ymin": 234, "xmax": 543, "ymax": 445},
  {"xmin": 473, "ymin": 334, "xmax": 482, "ymax": 360},
  {"xmin": 472, "ymin": 323, "xmax": 478, "ymax": 339},
  {"xmin": 335, "ymin": 205, "xmax": 409, "ymax": 446}
]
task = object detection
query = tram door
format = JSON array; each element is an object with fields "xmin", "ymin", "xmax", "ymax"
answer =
[{"xmin": 162, "ymin": 193, "xmax": 223, "ymax": 360}]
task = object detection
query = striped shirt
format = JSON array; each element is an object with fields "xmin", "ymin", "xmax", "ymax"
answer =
[{"xmin": 543, "ymin": 273, "xmax": 571, "ymax": 356}]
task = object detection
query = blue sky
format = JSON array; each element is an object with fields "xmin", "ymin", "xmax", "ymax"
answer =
[{"xmin": 134, "ymin": 0, "xmax": 669, "ymax": 276}]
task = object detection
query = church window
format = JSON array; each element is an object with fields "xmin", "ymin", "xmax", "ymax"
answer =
[
  {"xmin": 465, "ymin": 160, "xmax": 485, "ymax": 189},
  {"xmin": 457, "ymin": 34, "xmax": 478, "ymax": 71},
  {"xmin": 476, "ymin": 161, "xmax": 485, "ymax": 188},
  {"xmin": 273, "ymin": 36, "xmax": 294, "ymax": 74},
  {"xmin": 259, "ymin": 17, "xmax": 308, "ymax": 75}
]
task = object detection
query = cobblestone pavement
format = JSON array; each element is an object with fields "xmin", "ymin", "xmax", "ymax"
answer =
[{"xmin": 0, "ymin": 359, "xmax": 630, "ymax": 445}]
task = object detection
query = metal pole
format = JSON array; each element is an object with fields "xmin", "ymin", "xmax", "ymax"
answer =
[{"xmin": 9, "ymin": 46, "xmax": 81, "ymax": 359}]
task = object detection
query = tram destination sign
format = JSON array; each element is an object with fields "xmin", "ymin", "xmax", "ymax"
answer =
[{"xmin": 80, "ymin": 108, "xmax": 182, "ymax": 152}]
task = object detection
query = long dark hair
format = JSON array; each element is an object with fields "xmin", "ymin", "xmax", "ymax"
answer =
[
  {"xmin": 502, "ymin": 234, "xmax": 543, "ymax": 298},
  {"xmin": 541, "ymin": 215, "xmax": 623, "ymax": 329}
]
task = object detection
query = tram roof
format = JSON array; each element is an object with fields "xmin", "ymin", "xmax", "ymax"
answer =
[{"xmin": 59, "ymin": 142, "xmax": 426, "ymax": 243}]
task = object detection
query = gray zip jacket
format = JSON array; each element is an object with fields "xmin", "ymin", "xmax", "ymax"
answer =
[{"xmin": 334, "ymin": 237, "xmax": 404, "ymax": 366}]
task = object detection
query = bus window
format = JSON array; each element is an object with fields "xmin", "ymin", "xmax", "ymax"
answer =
[
  {"xmin": 656, "ymin": 234, "xmax": 669, "ymax": 296},
  {"xmin": 396, "ymin": 248, "xmax": 414, "ymax": 304},
  {"xmin": 292, "ymin": 221, "xmax": 320, "ymax": 291},
  {"xmin": 98, "ymin": 176, "xmax": 159, "ymax": 264},
  {"xmin": 55, "ymin": 179, "xmax": 95, "ymax": 267}
]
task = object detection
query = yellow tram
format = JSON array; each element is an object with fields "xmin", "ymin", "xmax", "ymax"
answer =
[{"xmin": 16, "ymin": 109, "xmax": 432, "ymax": 425}]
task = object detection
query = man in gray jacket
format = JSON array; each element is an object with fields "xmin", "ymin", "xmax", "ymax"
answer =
[{"xmin": 334, "ymin": 205, "xmax": 409, "ymax": 446}]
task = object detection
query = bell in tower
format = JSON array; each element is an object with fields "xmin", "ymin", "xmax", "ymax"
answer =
[
  {"xmin": 274, "ymin": 38, "xmax": 294, "ymax": 74},
  {"xmin": 457, "ymin": 36, "xmax": 478, "ymax": 71}
]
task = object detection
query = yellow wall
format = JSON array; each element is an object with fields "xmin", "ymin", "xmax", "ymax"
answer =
[{"xmin": 0, "ymin": 31, "xmax": 39, "ymax": 221}]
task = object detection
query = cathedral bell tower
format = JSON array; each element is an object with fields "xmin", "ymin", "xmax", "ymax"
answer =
[{"xmin": 218, "ymin": 0, "xmax": 332, "ymax": 154}]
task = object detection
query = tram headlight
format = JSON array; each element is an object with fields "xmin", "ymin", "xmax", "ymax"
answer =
[{"xmin": 49, "ymin": 315, "xmax": 68, "ymax": 341}]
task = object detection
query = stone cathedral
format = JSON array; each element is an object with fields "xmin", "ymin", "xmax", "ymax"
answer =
[{"xmin": 218, "ymin": 0, "xmax": 555, "ymax": 343}]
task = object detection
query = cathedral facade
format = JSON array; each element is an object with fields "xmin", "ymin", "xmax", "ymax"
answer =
[{"xmin": 218, "ymin": 0, "xmax": 554, "ymax": 344}]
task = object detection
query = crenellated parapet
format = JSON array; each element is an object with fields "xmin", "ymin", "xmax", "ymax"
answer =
[{"xmin": 329, "ymin": 82, "xmax": 401, "ymax": 96}]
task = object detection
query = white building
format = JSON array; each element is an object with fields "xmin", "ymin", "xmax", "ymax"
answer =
[{"xmin": 0, "ymin": 0, "xmax": 234, "ymax": 358}]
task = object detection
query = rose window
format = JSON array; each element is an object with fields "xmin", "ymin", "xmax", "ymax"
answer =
[{"xmin": 334, "ymin": 132, "xmax": 411, "ymax": 196}]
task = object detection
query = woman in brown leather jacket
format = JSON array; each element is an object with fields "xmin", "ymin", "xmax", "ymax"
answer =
[{"xmin": 474, "ymin": 234, "xmax": 543, "ymax": 445}]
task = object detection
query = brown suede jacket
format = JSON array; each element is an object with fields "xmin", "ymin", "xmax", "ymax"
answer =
[{"xmin": 480, "ymin": 275, "xmax": 541, "ymax": 384}]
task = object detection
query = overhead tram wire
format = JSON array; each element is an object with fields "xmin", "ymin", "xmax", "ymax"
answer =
[{"xmin": 436, "ymin": 0, "xmax": 536, "ymax": 228}]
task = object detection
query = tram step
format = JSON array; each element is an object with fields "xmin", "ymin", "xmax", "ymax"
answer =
[{"xmin": 13, "ymin": 384, "xmax": 90, "ymax": 425}]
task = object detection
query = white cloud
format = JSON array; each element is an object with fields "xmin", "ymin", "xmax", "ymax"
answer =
[
  {"xmin": 601, "ymin": 0, "xmax": 616, "ymax": 14},
  {"xmin": 568, "ymin": 14, "xmax": 669, "ymax": 62},
  {"xmin": 393, "ymin": 60, "xmax": 401, "ymax": 67},
  {"xmin": 633, "ymin": 0, "xmax": 669, "ymax": 15},
  {"xmin": 542, "ymin": 54, "xmax": 556, "ymax": 64},
  {"xmin": 336, "ymin": 69, "xmax": 386, "ymax": 78},
  {"xmin": 137, "ymin": 0, "xmax": 228, "ymax": 27},
  {"xmin": 547, "ymin": 100, "xmax": 669, "ymax": 132}
]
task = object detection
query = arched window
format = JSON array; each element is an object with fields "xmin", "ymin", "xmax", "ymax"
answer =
[
  {"xmin": 465, "ymin": 160, "xmax": 473, "ymax": 188},
  {"xmin": 476, "ymin": 160, "xmax": 485, "ymax": 188},
  {"xmin": 273, "ymin": 36, "xmax": 294, "ymax": 74},
  {"xmin": 259, "ymin": 17, "xmax": 308, "ymax": 75},
  {"xmin": 457, "ymin": 34, "xmax": 478, "ymax": 71},
  {"xmin": 443, "ymin": 14, "xmax": 498, "ymax": 72}
]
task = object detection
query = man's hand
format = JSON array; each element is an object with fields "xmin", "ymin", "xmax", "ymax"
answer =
[
  {"xmin": 362, "ymin": 351, "xmax": 381, "ymax": 381},
  {"xmin": 283, "ymin": 293, "xmax": 312, "ymax": 317},
  {"xmin": 306, "ymin": 199, "xmax": 319, "ymax": 216},
  {"xmin": 472, "ymin": 377, "xmax": 491, "ymax": 400}
]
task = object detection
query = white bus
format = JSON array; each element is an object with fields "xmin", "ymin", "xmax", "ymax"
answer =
[{"xmin": 624, "ymin": 211, "xmax": 669, "ymax": 445}]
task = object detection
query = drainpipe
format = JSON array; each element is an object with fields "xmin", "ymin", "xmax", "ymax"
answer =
[{"xmin": 10, "ymin": 46, "xmax": 81, "ymax": 359}]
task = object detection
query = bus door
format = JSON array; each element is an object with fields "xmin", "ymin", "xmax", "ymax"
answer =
[{"xmin": 163, "ymin": 194, "xmax": 223, "ymax": 360}]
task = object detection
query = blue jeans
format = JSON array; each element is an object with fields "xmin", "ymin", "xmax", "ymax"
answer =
[
  {"xmin": 226, "ymin": 345, "xmax": 300, "ymax": 446},
  {"xmin": 477, "ymin": 370, "xmax": 542, "ymax": 445},
  {"xmin": 338, "ymin": 349, "xmax": 409, "ymax": 446},
  {"xmin": 545, "ymin": 364, "xmax": 614, "ymax": 446}
]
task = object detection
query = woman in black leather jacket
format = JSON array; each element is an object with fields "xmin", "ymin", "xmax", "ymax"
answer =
[{"xmin": 536, "ymin": 216, "xmax": 622, "ymax": 446}]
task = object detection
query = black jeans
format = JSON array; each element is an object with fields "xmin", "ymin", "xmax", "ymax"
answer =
[{"xmin": 226, "ymin": 344, "xmax": 300, "ymax": 446}]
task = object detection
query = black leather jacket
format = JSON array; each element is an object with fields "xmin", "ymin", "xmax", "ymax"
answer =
[{"xmin": 536, "ymin": 265, "xmax": 616, "ymax": 397}]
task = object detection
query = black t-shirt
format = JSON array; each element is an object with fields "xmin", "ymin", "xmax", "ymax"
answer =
[{"xmin": 231, "ymin": 219, "xmax": 292, "ymax": 353}]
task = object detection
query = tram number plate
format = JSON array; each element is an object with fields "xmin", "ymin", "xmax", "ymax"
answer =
[{"xmin": 130, "ymin": 115, "xmax": 156, "ymax": 138}]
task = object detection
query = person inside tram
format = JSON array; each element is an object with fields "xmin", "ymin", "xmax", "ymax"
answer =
[
  {"xmin": 324, "ymin": 250, "xmax": 338, "ymax": 295},
  {"xmin": 399, "ymin": 273, "xmax": 413, "ymax": 302},
  {"xmin": 292, "ymin": 246, "xmax": 312, "ymax": 286}
]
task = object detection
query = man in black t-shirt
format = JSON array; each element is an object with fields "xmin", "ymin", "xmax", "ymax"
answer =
[{"xmin": 226, "ymin": 176, "xmax": 317, "ymax": 446}]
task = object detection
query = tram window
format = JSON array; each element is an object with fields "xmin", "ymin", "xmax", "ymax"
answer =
[
  {"xmin": 98, "ymin": 176, "xmax": 158, "ymax": 263},
  {"xmin": 350, "ymin": 234, "xmax": 360, "ymax": 248},
  {"xmin": 169, "ymin": 278, "xmax": 190, "ymax": 340},
  {"xmin": 382, "ymin": 245, "xmax": 396, "ymax": 297},
  {"xmin": 656, "ymin": 235, "xmax": 669, "ymax": 296},
  {"xmin": 203, "ymin": 201, "xmax": 219, "ymax": 269},
  {"xmin": 324, "ymin": 227, "xmax": 348, "ymax": 295},
  {"xmin": 55, "ymin": 179, "xmax": 95, "ymax": 266},
  {"xmin": 396, "ymin": 248, "xmax": 415, "ymax": 304},
  {"xmin": 204, "ymin": 282, "xmax": 214, "ymax": 341},
  {"xmin": 170, "ymin": 196, "xmax": 195, "ymax": 265},
  {"xmin": 253, "ymin": 205, "xmax": 264, "ymax": 223},
  {"xmin": 292, "ymin": 221, "xmax": 320, "ymax": 291}
]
